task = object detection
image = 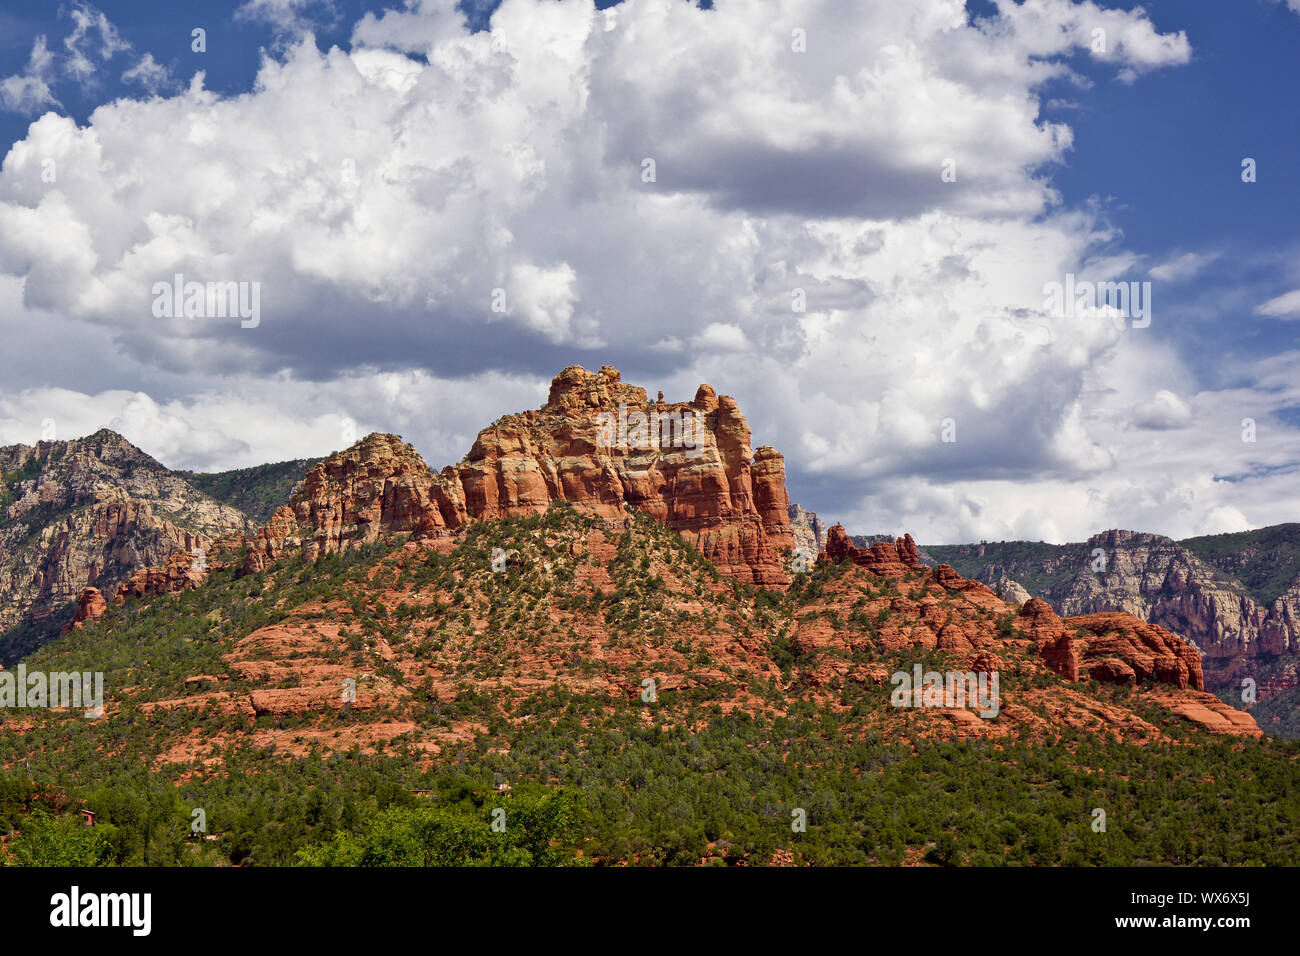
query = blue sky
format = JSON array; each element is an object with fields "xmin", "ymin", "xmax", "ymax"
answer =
[
  {"xmin": 0, "ymin": 0, "xmax": 1298, "ymax": 544},
  {"xmin": 1034, "ymin": 0, "xmax": 1300, "ymax": 389}
]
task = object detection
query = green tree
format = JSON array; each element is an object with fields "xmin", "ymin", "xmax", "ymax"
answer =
[{"xmin": 7, "ymin": 809, "xmax": 120, "ymax": 866}]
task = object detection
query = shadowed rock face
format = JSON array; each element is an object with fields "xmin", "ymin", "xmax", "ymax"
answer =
[{"xmin": 242, "ymin": 365, "xmax": 797, "ymax": 585}]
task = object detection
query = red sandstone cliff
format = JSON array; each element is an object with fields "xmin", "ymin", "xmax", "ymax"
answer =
[{"xmin": 242, "ymin": 365, "xmax": 796, "ymax": 585}]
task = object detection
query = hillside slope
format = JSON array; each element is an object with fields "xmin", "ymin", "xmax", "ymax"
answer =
[
  {"xmin": 927, "ymin": 528, "xmax": 1300, "ymax": 736},
  {"xmin": 179, "ymin": 459, "xmax": 319, "ymax": 524},
  {"xmin": 6, "ymin": 502, "xmax": 1287, "ymax": 866}
]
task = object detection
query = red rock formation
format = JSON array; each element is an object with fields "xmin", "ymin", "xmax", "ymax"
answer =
[
  {"xmin": 450, "ymin": 367, "xmax": 795, "ymax": 584},
  {"xmin": 292, "ymin": 433, "xmax": 467, "ymax": 561},
  {"xmin": 1150, "ymin": 689, "xmax": 1263, "ymax": 737},
  {"xmin": 822, "ymin": 524, "xmax": 923, "ymax": 577},
  {"xmin": 1067, "ymin": 611, "xmax": 1205, "ymax": 691},
  {"xmin": 928, "ymin": 528, "xmax": 1300, "ymax": 705},
  {"xmin": 931, "ymin": 562, "xmax": 994, "ymax": 596},
  {"xmin": 242, "ymin": 505, "xmax": 301, "ymax": 575},
  {"xmin": 61, "ymin": 586, "xmax": 107, "ymax": 634},
  {"xmin": 1018, "ymin": 598, "xmax": 1080, "ymax": 682},
  {"xmin": 242, "ymin": 366, "xmax": 796, "ymax": 585},
  {"xmin": 1018, "ymin": 597, "xmax": 1205, "ymax": 691},
  {"xmin": 114, "ymin": 551, "xmax": 208, "ymax": 604},
  {"xmin": 897, "ymin": 534, "xmax": 921, "ymax": 567},
  {"xmin": 822, "ymin": 535, "xmax": 1229, "ymax": 722},
  {"xmin": 821, "ymin": 541, "xmax": 1258, "ymax": 738}
]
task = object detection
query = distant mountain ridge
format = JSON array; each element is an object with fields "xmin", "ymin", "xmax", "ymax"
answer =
[
  {"xmin": 0, "ymin": 429, "xmax": 255, "ymax": 660},
  {"xmin": 788, "ymin": 502, "xmax": 826, "ymax": 557}
]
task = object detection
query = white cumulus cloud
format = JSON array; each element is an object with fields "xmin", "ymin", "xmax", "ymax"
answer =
[{"xmin": 1, "ymin": 0, "xmax": 1287, "ymax": 545}]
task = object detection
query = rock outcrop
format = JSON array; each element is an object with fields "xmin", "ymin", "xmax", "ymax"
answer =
[
  {"xmin": 823, "ymin": 523, "xmax": 923, "ymax": 577},
  {"xmin": 242, "ymin": 506, "xmax": 303, "ymax": 575},
  {"xmin": 243, "ymin": 366, "xmax": 796, "ymax": 585},
  {"xmin": 815, "ymin": 534, "xmax": 1255, "ymax": 736},
  {"xmin": 287, "ymin": 434, "xmax": 464, "ymax": 563},
  {"xmin": 1017, "ymin": 598, "xmax": 1205, "ymax": 691},
  {"xmin": 1151, "ymin": 690, "xmax": 1264, "ymax": 737},
  {"xmin": 455, "ymin": 367, "xmax": 794, "ymax": 584},
  {"xmin": 811, "ymin": 530, "xmax": 1258, "ymax": 738},
  {"xmin": 1067, "ymin": 611, "xmax": 1205, "ymax": 691},
  {"xmin": 851, "ymin": 532, "xmax": 939, "ymax": 567},
  {"xmin": 114, "ymin": 551, "xmax": 209, "ymax": 604},
  {"xmin": 61, "ymin": 586, "xmax": 107, "ymax": 634},
  {"xmin": 1017, "ymin": 598, "xmax": 1080, "ymax": 681}
]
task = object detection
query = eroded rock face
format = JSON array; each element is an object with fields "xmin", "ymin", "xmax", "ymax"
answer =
[
  {"xmin": 293, "ymin": 434, "xmax": 466, "ymax": 561},
  {"xmin": 990, "ymin": 576, "xmax": 1033, "ymax": 605},
  {"xmin": 1018, "ymin": 598, "xmax": 1080, "ymax": 682},
  {"xmin": 1068, "ymin": 612, "xmax": 1205, "ymax": 691},
  {"xmin": 242, "ymin": 506, "xmax": 301, "ymax": 575},
  {"xmin": 1051, "ymin": 531, "xmax": 1274, "ymax": 691},
  {"xmin": 453, "ymin": 367, "xmax": 795, "ymax": 584},
  {"xmin": 114, "ymin": 551, "xmax": 209, "ymax": 604},
  {"xmin": 244, "ymin": 366, "xmax": 797, "ymax": 585},
  {"xmin": 823, "ymin": 524, "xmax": 923, "ymax": 577},
  {"xmin": 1151, "ymin": 690, "xmax": 1264, "ymax": 737},
  {"xmin": 0, "ymin": 430, "xmax": 254, "ymax": 632}
]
